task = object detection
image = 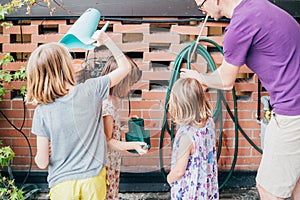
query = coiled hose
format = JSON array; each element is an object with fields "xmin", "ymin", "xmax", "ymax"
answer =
[{"xmin": 159, "ymin": 38, "xmax": 263, "ymax": 190}]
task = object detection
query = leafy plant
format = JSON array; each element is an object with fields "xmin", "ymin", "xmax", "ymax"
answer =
[
  {"xmin": 0, "ymin": 1, "xmax": 47, "ymax": 199},
  {"xmin": 0, "ymin": 141, "xmax": 25, "ymax": 200},
  {"xmin": 0, "ymin": 54, "xmax": 27, "ymax": 101}
]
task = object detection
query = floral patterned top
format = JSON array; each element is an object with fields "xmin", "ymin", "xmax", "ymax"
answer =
[
  {"xmin": 170, "ymin": 118, "xmax": 219, "ymax": 200},
  {"xmin": 102, "ymin": 99, "xmax": 122, "ymax": 200}
]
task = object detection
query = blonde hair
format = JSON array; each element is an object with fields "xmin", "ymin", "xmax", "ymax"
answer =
[
  {"xmin": 168, "ymin": 77, "xmax": 212, "ymax": 126},
  {"xmin": 101, "ymin": 55, "xmax": 141, "ymax": 98},
  {"xmin": 26, "ymin": 43, "xmax": 76, "ymax": 105}
]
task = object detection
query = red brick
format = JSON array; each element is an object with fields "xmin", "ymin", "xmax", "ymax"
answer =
[
  {"xmin": 0, "ymin": 109, "xmax": 24, "ymax": 119},
  {"xmin": 0, "ymin": 119, "xmax": 14, "ymax": 129},
  {"xmin": 238, "ymin": 138, "xmax": 261, "ymax": 148},
  {"xmin": 144, "ymin": 119, "xmax": 161, "ymax": 129},
  {"xmin": 113, "ymin": 24, "xmax": 150, "ymax": 33},
  {"xmin": 12, "ymin": 119, "xmax": 32, "ymax": 129},
  {"xmin": 12, "ymin": 147, "xmax": 37, "ymax": 156},
  {"xmin": 236, "ymin": 156, "xmax": 262, "ymax": 165},
  {"xmin": 142, "ymin": 71, "xmax": 171, "ymax": 81},
  {"xmin": 0, "ymin": 100, "xmax": 11, "ymax": 109},
  {"xmin": 0, "ymin": 35, "xmax": 10, "ymax": 43},
  {"xmin": 235, "ymin": 82, "xmax": 257, "ymax": 92},
  {"xmin": 220, "ymin": 147, "xmax": 251, "ymax": 157},
  {"xmin": 206, "ymin": 22, "xmax": 229, "ymax": 28},
  {"xmin": 169, "ymin": 43, "xmax": 190, "ymax": 54},
  {"xmin": 3, "ymin": 25, "xmax": 38, "ymax": 34},
  {"xmin": 0, "ymin": 138, "xmax": 12, "ymax": 146},
  {"xmin": 174, "ymin": 62, "xmax": 208, "ymax": 73},
  {"xmin": 171, "ymin": 25, "xmax": 208, "ymax": 36},
  {"xmin": 11, "ymin": 156, "xmax": 32, "ymax": 165},
  {"xmin": 3, "ymin": 43, "xmax": 37, "ymax": 53},
  {"xmin": 119, "ymin": 42, "xmax": 149, "ymax": 52},
  {"xmin": 12, "ymin": 138, "xmax": 36, "ymax": 147},
  {"xmin": 124, "ymin": 100, "xmax": 161, "ymax": 110},
  {"xmin": 120, "ymin": 110, "xmax": 141, "ymax": 119},
  {"xmin": 130, "ymin": 81, "xmax": 149, "ymax": 90},
  {"xmin": 210, "ymin": 51, "xmax": 224, "ymax": 65},
  {"xmin": 2, "ymin": 61, "xmax": 27, "ymax": 71},
  {"xmin": 31, "ymin": 34, "xmax": 62, "ymax": 43},
  {"xmin": 133, "ymin": 59, "xmax": 150, "ymax": 71},
  {"xmin": 198, "ymin": 36, "xmax": 223, "ymax": 47},
  {"xmin": 142, "ymin": 91, "xmax": 166, "ymax": 100},
  {"xmin": 3, "ymin": 81, "xmax": 26, "ymax": 91},
  {"xmin": 144, "ymin": 33, "xmax": 180, "ymax": 44},
  {"xmin": 58, "ymin": 24, "xmax": 71, "ymax": 34},
  {"xmin": 144, "ymin": 51, "xmax": 177, "ymax": 61}
]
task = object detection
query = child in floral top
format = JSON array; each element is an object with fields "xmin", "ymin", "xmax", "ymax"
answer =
[
  {"xmin": 167, "ymin": 77, "xmax": 219, "ymax": 200},
  {"xmin": 101, "ymin": 55, "xmax": 148, "ymax": 200}
]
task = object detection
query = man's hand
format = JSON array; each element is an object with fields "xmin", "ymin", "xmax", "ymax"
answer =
[{"xmin": 180, "ymin": 68, "xmax": 208, "ymax": 91}]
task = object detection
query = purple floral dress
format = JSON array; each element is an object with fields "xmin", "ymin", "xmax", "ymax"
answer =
[{"xmin": 170, "ymin": 118, "xmax": 219, "ymax": 200}]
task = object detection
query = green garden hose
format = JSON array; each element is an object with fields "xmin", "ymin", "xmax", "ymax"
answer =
[{"xmin": 159, "ymin": 38, "xmax": 263, "ymax": 190}]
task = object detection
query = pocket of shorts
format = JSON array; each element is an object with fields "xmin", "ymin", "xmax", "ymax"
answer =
[{"xmin": 274, "ymin": 114, "xmax": 291, "ymax": 128}]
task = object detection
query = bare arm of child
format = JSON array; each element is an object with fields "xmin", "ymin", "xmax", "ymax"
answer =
[
  {"xmin": 35, "ymin": 136, "xmax": 50, "ymax": 169},
  {"xmin": 103, "ymin": 115, "xmax": 148, "ymax": 155},
  {"xmin": 167, "ymin": 135, "xmax": 193, "ymax": 185},
  {"xmin": 92, "ymin": 31, "xmax": 131, "ymax": 88}
]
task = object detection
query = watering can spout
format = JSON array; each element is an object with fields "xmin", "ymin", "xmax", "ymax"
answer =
[{"xmin": 59, "ymin": 8, "xmax": 101, "ymax": 50}]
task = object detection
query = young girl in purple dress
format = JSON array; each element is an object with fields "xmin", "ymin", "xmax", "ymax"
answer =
[{"xmin": 167, "ymin": 77, "xmax": 219, "ymax": 199}]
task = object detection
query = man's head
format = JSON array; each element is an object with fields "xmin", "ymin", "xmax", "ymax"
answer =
[{"xmin": 194, "ymin": 0, "xmax": 241, "ymax": 20}]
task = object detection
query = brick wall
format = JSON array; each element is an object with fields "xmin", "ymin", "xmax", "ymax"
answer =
[{"xmin": 0, "ymin": 18, "xmax": 267, "ymax": 173}]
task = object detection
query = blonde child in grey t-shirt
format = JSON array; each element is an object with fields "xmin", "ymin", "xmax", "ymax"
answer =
[{"xmin": 28, "ymin": 31, "xmax": 131, "ymax": 200}]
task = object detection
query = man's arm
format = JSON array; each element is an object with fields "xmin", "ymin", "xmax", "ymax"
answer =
[{"xmin": 181, "ymin": 59, "xmax": 240, "ymax": 90}]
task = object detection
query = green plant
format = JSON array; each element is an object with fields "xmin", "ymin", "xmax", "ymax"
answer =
[
  {"xmin": 0, "ymin": 1, "xmax": 45, "ymax": 199},
  {"xmin": 0, "ymin": 141, "xmax": 25, "ymax": 200},
  {"xmin": 0, "ymin": 54, "xmax": 27, "ymax": 101}
]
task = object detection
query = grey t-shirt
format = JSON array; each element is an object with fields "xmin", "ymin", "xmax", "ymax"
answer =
[{"xmin": 32, "ymin": 75, "xmax": 110, "ymax": 188}]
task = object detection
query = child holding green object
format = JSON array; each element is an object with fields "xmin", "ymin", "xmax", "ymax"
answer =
[{"xmin": 101, "ymin": 55, "xmax": 148, "ymax": 200}]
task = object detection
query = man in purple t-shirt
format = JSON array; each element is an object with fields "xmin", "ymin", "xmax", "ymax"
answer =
[{"xmin": 181, "ymin": 0, "xmax": 300, "ymax": 199}]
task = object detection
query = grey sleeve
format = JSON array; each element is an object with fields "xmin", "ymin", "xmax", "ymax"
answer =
[
  {"xmin": 84, "ymin": 75, "xmax": 110, "ymax": 100},
  {"xmin": 31, "ymin": 106, "xmax": 49, "ymax": 138},
  {"xmin": 96, "ymin": 75, "xmax": 110, "ymax": 100}
]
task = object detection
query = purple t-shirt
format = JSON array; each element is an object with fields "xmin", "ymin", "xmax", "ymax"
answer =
[{"xmin": 223, "ymin": 0, "xmax": 300, "ymax": 116}]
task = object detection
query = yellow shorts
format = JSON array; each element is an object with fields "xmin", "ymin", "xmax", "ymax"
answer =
[{"xmin": 49, "ymin": 167, "xmax": 107, "ymax": 200}]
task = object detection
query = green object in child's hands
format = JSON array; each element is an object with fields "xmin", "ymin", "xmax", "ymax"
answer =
[{"xmin": 125, "ymin": 118, "xmax": 151, "ymax": 154}]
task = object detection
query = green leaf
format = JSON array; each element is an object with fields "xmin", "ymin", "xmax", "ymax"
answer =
[
  {"xmin": 0, "ymin": 146, "xmax": 15, "ymax": 167},
  {"xmin": 13, "ymin": 72, "xmax": 21, "ymax": 80},
  {"xmin": 3, "ymin": 73, "xmax": 12, "ymax": 83},
  {"xmin": 0, "ymin": 87, "xmax": 6, "ymax": 97},
  {"xmin": 20, "ymin": 85, "xmax": 26, "ymax": 96}
]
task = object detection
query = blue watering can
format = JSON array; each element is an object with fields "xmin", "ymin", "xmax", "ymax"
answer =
[{"xmin": 59, "ymin": 8, "xmax": 102, "ymax": 50}]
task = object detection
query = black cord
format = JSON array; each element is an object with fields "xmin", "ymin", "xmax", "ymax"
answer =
[
  {"xmin": 0, "ymin": 95, "xmax": 32, "ymax": 186},
  {"xmin": 0, "ymin": 21, "xmax": 34, "ymax": 187},
  {"xmin": 257, "ymin": 79, "xmax": 261, "ymax": 122}
]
